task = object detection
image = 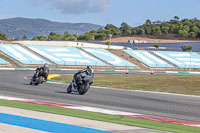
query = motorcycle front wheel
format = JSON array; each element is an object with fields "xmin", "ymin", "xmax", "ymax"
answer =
[
  {"xmin": 34, "ymin": 76, "xmax": 43, "ymax": 85},
  {"xmin": 78, "ymin": 82, "xmax": 90, "ymax": 95}
]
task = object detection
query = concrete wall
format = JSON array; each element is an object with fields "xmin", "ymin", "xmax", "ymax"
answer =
[{"xmin": 14, "ymin": 41, "xmax": 129, "ymax": 50}]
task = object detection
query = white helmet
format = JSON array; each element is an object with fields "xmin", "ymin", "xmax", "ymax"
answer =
[
  {"xmin": 44, "ymin": 63, "xmax": 48, "ymax": 67},
  {"xmin": 86, "ymin": 66, "xmax": 93, "ymax": 74}
]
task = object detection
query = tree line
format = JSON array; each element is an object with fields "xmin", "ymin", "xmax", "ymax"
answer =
[{"xmin": 1, "ymin": 16, "xmax": 200, "ymax": 41}]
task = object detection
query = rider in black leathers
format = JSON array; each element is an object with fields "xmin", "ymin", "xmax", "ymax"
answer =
[
  {"xmin": 31, "ymin": 63, "xmax": 49, "ymax": 84},
  {"xmin": 73, "ymin": 66, "xmax": 93, "ymax": 87},
  {"xmin": 39, "ymin": 63, "xmax": 49, "ymax": 82}
]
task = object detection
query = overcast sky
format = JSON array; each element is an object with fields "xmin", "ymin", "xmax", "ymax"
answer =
[{"xmin": 0, "ymin": 0, "xmax": 200, "ymax": 27}]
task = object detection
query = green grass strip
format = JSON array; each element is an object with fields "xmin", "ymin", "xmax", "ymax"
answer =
[
  {"xmin": 0, "ymin": 99, "xmax": 199, "ymax": 133},
  {"xmin": 15, "ymin": 68, "xmax": 30, "ymax": 70},
  {"xmin": 128, "ymin": 70, "xmax": 141, "ymax": 72},
  {"xmin": 105, "ymin": 70, "xmax": 115, "ymax": 72},
  {"xmin": 49, "ymin": 69, "xmax": 62, "ymax": 70},
  {"xmin": 154, "ymin": 71, "xmax": 166, "ymax": 73},
  {"xmin": 178, "ymin": 71, "xmax": 190, "ymax": 74}
]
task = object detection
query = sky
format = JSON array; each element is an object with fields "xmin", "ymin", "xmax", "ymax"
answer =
[{"xmin": 0, "ymin": 0, "xmax": 200, "ymax": 27}]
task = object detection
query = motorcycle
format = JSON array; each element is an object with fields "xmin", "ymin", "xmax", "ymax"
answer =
[
  {"xmin": 67, "ymin": 71, "xmax": 94, "ymax": 95},
  {"xmin": 30, "ymin": 69, "xmax": 46, "ymax": 85}
]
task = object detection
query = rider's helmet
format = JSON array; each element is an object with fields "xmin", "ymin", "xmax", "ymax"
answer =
[
  {"xmin": 43, "ymin": 63, "xmax": 48, "ymax": 67},
  {"xmin": 86, "ymin": 66, "xmax": 93, "ymax": 75}
]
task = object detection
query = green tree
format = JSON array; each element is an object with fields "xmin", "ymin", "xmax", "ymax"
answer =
[
  {"xmin": 49, "ymin": 32, "xmax": 56, "ymax": 36},
  {"xmin": 183, "ymin": 25, "xmax": 190, "ymax": 32},
  {"xmin": 77, "ymin": 35, "xmax": 86, "ymax": 40},
  {"xmin": 161, "ymin": 22, "xmax": 170, "ymax": 27},
  {"xmin": 136, "ymin": 28, "xmax": 145, "ymax": 35},
  {"xmin": 191, "ymin": 26, "xmax": 199, "ymax": 33},
  {"xmin": 22, "ymin": 34, "xmax": 27, "ymax": 40},
  {"xmin": 13, "ymin": 38, "xmax": 19, "ymax": 41},
  {"xmin": 131, "ymin": 28, "xmax": 137, "ymax": 35},
  {"xmin": 89, "ymin": 30, "xmax": 97, "ymax": 34},
  {"xmin": 66, "ymin": 35, "xmax": 77, "ymax": 41},
  {"xmin": 64, "ymin": 31, "xmax": 69, "ymax": 35},
  {"xmin": 161, "ymin": 26, "xmax": 169, "ymax": 35},
  {"xmin": 145, "ymin": 27, "xmax": 152, "ymax": 35},
  {"xmin": 120, "ymin": 22, "xmax": 131, "ymax": 36},
  {"xmin": 182, "ymin": 19, "xmax": 192, "ymax": 27},
  {"xmin": 170, "ymin": 19, "xmax": 177, "ymax": 24},
  {"xmin": 153, "ymin": 20, "xmax": 162, "ymax": 25},
  {"xmin": 32, "ymin": 35, "xmax": 47, "ymax": 41},
  {"xmin": 145, "ymin": 19, "xmax": 152, "ymax": 25},
  {"xmin": 152, "ymin": 26, "xmax": 161, "ymax": 35},
  {"xmin": 105, "ymin": 41, "xmax": 112, "ymax": 45},
  {"xmin": 104, "ymin": 29, "xmax": 112, "ymax": 35},
  {"xmin": 95, "ymin": 33, "xmax": 107, "ymax": 40},
  {"xmin": 189, "ymin": 32, "xmax": 197, "ymax": 38},
  {"xmin": 97, "ymin": 28, "xmax": 104, "ymax": 33},
  {"xmin": 48, "ymin": 33, "xmax": 63, "ymax": 40},
  {"xmin": 169, "ymin": 25, "xmax": 176, "ymax": 33},
  {"xmin": 169, "ymin": 25, "xmax": 179, "ymax": 34},
  {"xmin": 174, "ymin": 16, "xmax": 180, "ymax": 21},
  {"xmin": 178, "ymin": 30, "xmax": 188, "ymax": 38},
  {"xmin": 181, "ymin": 45, "xmax": 192, "ymax": 51},
  {"xmin": 73, "ymin": 34, "xmax": 79, "ymax": 38},
  {"xmin": 0, "ymin": 33, "xmax": 9, "ymax": 40},
  {"xmin": 30, "ymin": 17, "xmax": 200, "ymax": 40},
  {"xmin": 85, "ymin": 34, "xmax": 94, "ymax": 41},
  {"xmin": 110, "ymin": 28, "xmax": 121, "ymax": 36},
  {"xmin": 125, "ymin": 29, "xmax": 131, "ymax": 36},
  {"xmin": 105, "ymin": 41, "xmax": 112, "ymax": 49},
  {"xmin": 123, "ymin": 46, "xmax": 128, "ymax": 50},
  {"xmin": 105, "ymin": 24, "xmax": 117, "ymax": 30},
  {"xmin": 154, "ymin": 44, "xmax": 160, "ymax": 50}
]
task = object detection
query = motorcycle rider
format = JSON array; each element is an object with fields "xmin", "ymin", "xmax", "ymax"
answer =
[
  {"xmin": 73, "ymin": 66, "xmax": 93, "ymax": 88},
  {"xmin": 39, "ymin": 63, "xmax": 49, "ymax": 82},
  {"xmin": 31, "ymin": 63, "xmax": 49, "ymax": 84}
]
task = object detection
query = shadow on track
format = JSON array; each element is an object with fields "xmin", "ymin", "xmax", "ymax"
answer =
[
  {"xmin": 21, "ymin": 83, "xmax": 31, "ymax": 85},
  {"xmin": 54, "ymin": 91, "xmax": 80, "ymax": 95}
]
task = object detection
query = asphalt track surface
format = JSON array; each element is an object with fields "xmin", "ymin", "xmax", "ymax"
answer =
[{"xmin": 0, "ymin": 70, "xmax": 200, "ymax": 123}]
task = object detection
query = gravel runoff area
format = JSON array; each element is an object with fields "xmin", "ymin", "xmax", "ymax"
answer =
[{"xmin": 0, "ymin": 106, "xmax": 169, "ymax": 133}]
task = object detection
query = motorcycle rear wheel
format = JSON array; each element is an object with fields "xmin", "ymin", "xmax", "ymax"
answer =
[{"xmin": 67, "ymin": 84, "xmax": 72, "ymax": 93}]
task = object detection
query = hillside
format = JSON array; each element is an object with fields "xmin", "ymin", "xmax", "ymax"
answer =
[{"xmin": 0, "ymin": 17, "xmax": 102, "ymax": 39}]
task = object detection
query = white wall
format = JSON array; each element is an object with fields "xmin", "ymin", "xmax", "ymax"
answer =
[{"xmin": 13, "ymin": 41, "xmax": 129, "ymax": 50}]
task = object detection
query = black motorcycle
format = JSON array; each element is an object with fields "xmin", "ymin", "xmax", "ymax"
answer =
[
  {"xmin": 30, "ymin": 69, "xmax": 46, "ymax": 85},
  {"xmin": 67, "ymin": 71, "xmax": 94, "ymax": 95}
]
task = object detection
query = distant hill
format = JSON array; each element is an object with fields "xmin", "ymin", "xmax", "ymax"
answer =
[{"xmin": 0, "ymin": 17, "xmax": 102, "ymax": 39}]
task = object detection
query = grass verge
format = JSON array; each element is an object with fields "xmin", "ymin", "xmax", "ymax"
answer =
[
  {"xmin": 53, "ymin": 74, "xmax": 200, "ymax": 96},
  {"xmin": 0, "ymin": 99, "xmax": 200, "ymax": 133}
]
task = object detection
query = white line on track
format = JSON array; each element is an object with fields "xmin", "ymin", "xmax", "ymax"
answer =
[{"xmin": 92, "ymin": 85, "xmax": 200, "ymax": 98}]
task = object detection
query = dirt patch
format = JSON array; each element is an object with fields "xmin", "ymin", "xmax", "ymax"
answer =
[{"xmin": 103, "ymin": 37, "xmax": 199, "ymax": 43}]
